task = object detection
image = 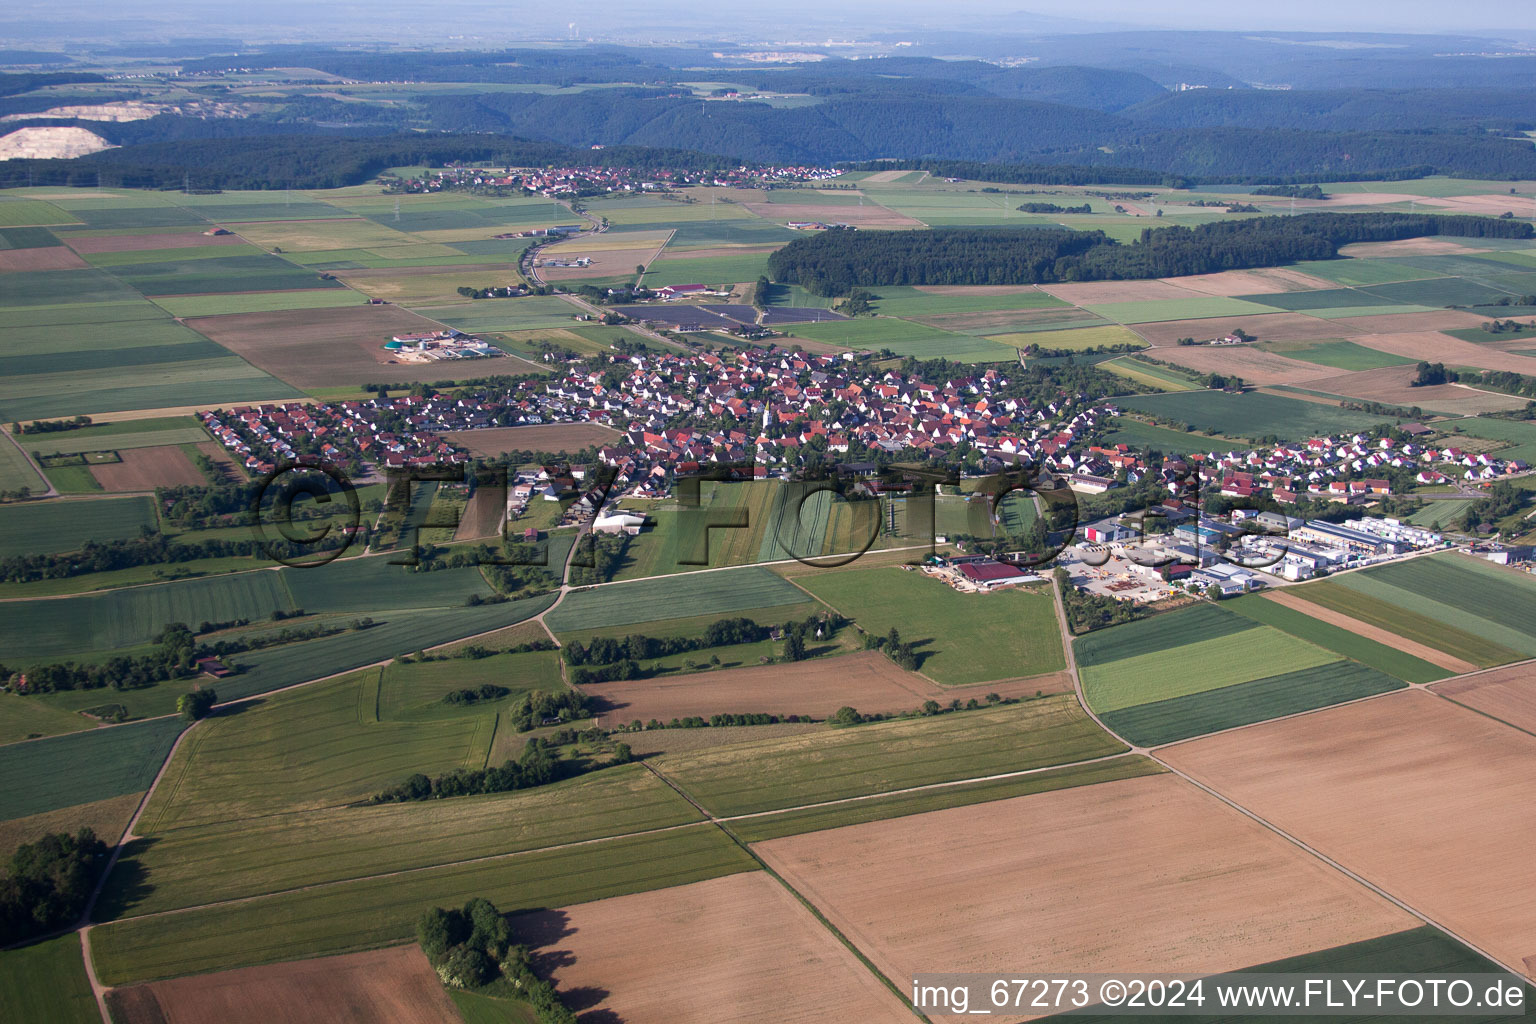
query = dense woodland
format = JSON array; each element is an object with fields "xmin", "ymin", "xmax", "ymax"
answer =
[
  {"xmin": 0, "ymin": 829, "xmax": 109, "ymax": 944},
  {"xmin": 768, "ymin": 214, "xmax": 1534, "ymax": 294}
]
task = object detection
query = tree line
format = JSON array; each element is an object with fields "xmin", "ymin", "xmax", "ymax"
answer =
[
  {"xmin": 768, "ymin": 214, "xmax": 1534, "ymax": 295},
  {"xmin": 0, "ymin": 829, "xmax": 108, "ymax": 945}
]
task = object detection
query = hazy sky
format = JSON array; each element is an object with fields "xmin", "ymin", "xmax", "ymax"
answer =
[{"xmin": 3, "ymin": 0, "xmax": 1535, "ymax": 44}]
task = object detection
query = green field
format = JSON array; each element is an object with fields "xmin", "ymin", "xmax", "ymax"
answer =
[
  {"xmin": 658, "ymin": 695, "xmax": 1124, "ymax": 816},
  {"xmin": 545, "ymin": 566, "xmax": 809, "ymax": 633},
  {"xmin": 0, "ymin": 435, "xmax": 47, "ymax": 493},
  {"xmin": 795, "ymin": 567, "xmax": 1065, "ymax": 685},
  {"xmin": 1437, "ymin": 417, "xmax": 1536, "ymax": 462},
  {"xmin": 639, "ymin": 250, "xmax": 772, "ymax": 287},
  {"xmin": 1075, "ymin": 603, "xmax": 1259, "ymax": 668},
  {"xmin": 0, "ymin": 199, "xmax": 80, "ymax": 227},
  {"xmin": 1406, "ymin": 499, "xmax": 1473, "ymax": 527},
  {"xmin": 376, "ymin": 648, "xmax": 563, "ymax": 721},
  {"xmin": 415, "ymin": 296, "xmax": 579, "ymax": 332},
  {"xmin": 0, "ymin": 933, "xmax": 100, "ymax": 1024},
  {"xmin": 988, "ymin": 323, "xmax": 1148, "ymax": 351},
  {"xmin": 136, "ymin": 668, "xmax": 493, "ymax": 832},
  {"xmin": 1099, "ymin": 356, "xmax": 1202, "ymax": 392},
  {"xmin": 1259, "ymin": 339, "xmax": 1416, "ymax": 371},
  {"xmin": 1291, "ymin": 258, "xmax": 1445, "ymax": 287},
  {"xmin": 99, "ymin": 765, "xmax": 700, "ymax": 919},
  {"xmin": 19, "ymin": 418, "xmax": 207, "ymax": 454},
  {"xmin": 1240, "ymin": 287, "xmax": 1400, "ymax": 311},
  {"xmin": 1224, "ymin": 594, "xmax": 1450, "ymax": 683},
  {"xmin": 91, "ymin": 825, "xmax": 755, "ymax": 986},
  {"xmin": 1098, "ymin": 660, "xmax": 1406, "ymax": 747},
  {"xmin": 786, "ymin": 316, "xmax": 1017, "ymax": 361},
  {"xmin": 1103, "ymin": 416, "xmax": 1241, "ymax": 453},
  {"xmin": 0, "ymin": 495, "xmax": 157, "ymax": 557},
  {"xmin": 0, "ymin": 691, "xmax": 97, "ymax": 743},
  {"xmin": 1084, "ymin": 297, "xmax": 1282, "ymax": 324},
  {"xmin": 281, "ymin": 556, "xmax": 495, "ymax": 613},
  {"xmin": 1290, "ymin": 582, "xmax": 1521, "ymax": 668},
  {"xmin": 0, "ymin": 716, "xmax": 183, "ymax": 821},
  {"xmin": 1117, "ymin": 390, "xmax": 1394, "ymax": 440},
  {"xmin": 1330, "ymin": 554, "xmax": 1536, "ymax": 657},
  {"xmin": 0, "ymin": 570, "xmax": 297, "ymax": 663},
  {"xmin": 864, "ymin": 286, "xmax": 1067, "ymax": 317},
  {"xmin": 152, "ymin": 289, "xmax": 367, "ymax": 318},
  {"xmin": 1081, "ymin": 624, "xmax": 1338, "ymax": 713},
  {"xmin": 731, "ymin": 755, "xmax": 1163, "ymax": 842}
]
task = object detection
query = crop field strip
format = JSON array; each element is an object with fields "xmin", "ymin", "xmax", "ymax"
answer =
[
  {"xmin": 653, "ymin": 696, "xmax": 1124, "ymax": 817},
  {"xmin": 99, "ymin": 765, "xmax": 704, "ymax": 919},
  {"xmin": 545, "ymin": 565, "xmax": 809, "ymax": 633},
  {"xmin": 1224, "ymin": 593, "xmax": 1451, "ymax": 682},
  {"xmin": 1289, "ymin": 581, "xmax": 1523, "ymax": 668},
  {"xmin": 90, "ymin": 824, "xmax": 757, "ymax": 986},
  {"xmin": 1329, "ymin": 554, "xmax": 1536, "ymax": 657},
  {"xmin": 135, "ymin": 668, "xmax": 497, "ymax": 833},
  {"xmin": 0, "ymin": 932, "xmax": 100, "ymax": 1024},
  {"xmin": 1115, "ymin": 388, "xmax": 1396, "ymax": 439},
  {"xmin": 0, "ymin": 715, "xmax": 184, "ymax": 821},
  {"xmin": 0, "ymin": 495, "xmax": 158, "ymax": 557}
]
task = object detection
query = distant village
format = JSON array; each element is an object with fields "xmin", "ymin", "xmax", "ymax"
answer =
[{"xmin": 384, "ymin": 162, "xmax": 842, "ymax": 198}]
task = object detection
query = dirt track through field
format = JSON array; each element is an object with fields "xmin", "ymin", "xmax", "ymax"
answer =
[
  {"xmin": 1161, "ymin": 690, "xmax": 1536, "ymax": 980},
  {"xmin": 1263, "ymin": 590, "xmax": 1477, "ymax": 674},
  {"xmin": 757, "ymin": 772, "xmax": 1415, "ymax": 1022},
  {"xmin": 514, "ymin": 872, "xmax": 913, "ymax": 1024},
  {"xmin": 107, "ymin": 945, "xmax": 460, "ymax": 1024},
  {"xmin": 1431, "ymin": 662, "xmax": 1536, "ymax": 734}
]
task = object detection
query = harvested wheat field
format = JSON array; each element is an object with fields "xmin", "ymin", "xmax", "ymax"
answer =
[
  {"xmin": 757, "ymin": 772, "xmax": 1414, "ymax": 1020},
  {"xmin": 741, "ymin": 202, "xmax": 923, "ymax": 229},
  {"xmin": 1039, "ymin": 280, "xmax": 1205, "ymax": 305},
  {"xmin": 517, "ymin": 871, "xmax": 913, "ymax": 1024},
  {"xmin": 447, "ymin": 422, "xmax": 621, "ymax": 457},
  {"xmin": 1163, "ymin": 267, "xmax": 1338, "ymax": 296},
  {"xmin": 1161, "ymin": 689, "xmax": 1536, "ymax": 978},
  {"xmin": 1133, "ymin": 312, "xmax": 1358, "ymax": 347},
  {"xmin": 1327, "ymin": 309, "xmax": 1490, "ymax": 333},
  {"xmin": 1431, "ymin": 663, "xmax": 1536, "ymax": 734},
  {"xmin": 1301, "ymin": 365, "xmax": 1530, "ymax": 414},
  {"xmin": 184, "ymin": 305, "xmax": 461, "ymax": 387},
  {"xmin": 1329, "ymin": 331, "xmax": 1536, "ymax": 375},
  {"xmin": 0, "ymin": 246, "xmax": 88, "ymax": 272},
  {"xmin": 90, "ymin": 446, "xmax": 207, "ymax": 490},
  {"xmin": 64, "ymin": 230, "xmax": 248, "ymax": 254},
  {"xmin": 1148, "ymin": 345, "xmax": 1333, "ymax": 385},
  {"xmin": 106, "ymin": 945, "xmax": 461, "ymax": 1024},
  {"xmin": 1264, "ymin": 591, "xmax": 1476, "ymax": 674}
]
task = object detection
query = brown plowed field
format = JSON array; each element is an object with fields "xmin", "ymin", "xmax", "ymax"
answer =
[
  {"xmin": 446, "ymin": 422, "xmax": 621, "ymax": 456},
  {"xmin": 64, "ymin": 231, "xmax": 247, "ymax": 254},
  {"xmin": 757, "ymin": 773, "xmax": 1414, "ymax": 1022},
  {"xmin": 0, "ymin": 246, "xmax": 87, "ymax": 271},
  {"xmin": 1326, "ymin": 309, "xmax": 1489, "ymax": 333},
  {"xmin": 1264, "ymin": 590, "xmax": 1476, "ymax": 674},
  {"xmin": 108, "ymin": 945, "xmax": 461, "ymax": 1024},
  {"xmin": 1161, "ymin": 690, "xmax": 1536, "ymax": 979},
  {"xmin": 1163, "ymin": 267, "xmax": 1338, "ymax": 296},
  {"xmin": 90, "ymin": 445, "xmax": 206, "ymax": 490},
  {"xmin": 1431, "ymin": 663, "xmax": 1536, "ymax": 733},
  {"xmin": 516, "ymin": 871, "xmax": 914, "ymax": 1024},
  {"xmin": 194, "ymin": 440, "xmax": 247, "ymax": 481},
  {"xmin": 1299, "ymin": 364, "xmax": 1531, "ymax": 414},
  {"xmin": 1422, "ymin": 195, "xmax": 1536, "ymax": 217},
  {"xmin": 1133, "ymin": 312, "xmax": 1359, "ymax": 347},
  {"xmin": 452, "ymin": 484, "xmax": 505, "ymax": 541},
  {"xmin": 1146, "ymin": 345, "xmax": 1332, "ymax": 385},
  {"xmin": 184, "ymin": 305, "xmax": 463, "ymax": 387},
  {"xmin": 1039, "ymin": 280, "xmax": 1205, "ymax": 304},
  {"xmin": 582, "ymin": 650, "xmax": 1072, "ymax": 724}
]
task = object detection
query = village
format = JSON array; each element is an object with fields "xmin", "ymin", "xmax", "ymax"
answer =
[{"xmin": 384, "ymin": 161, "xmax": 842, "ymax": 198}]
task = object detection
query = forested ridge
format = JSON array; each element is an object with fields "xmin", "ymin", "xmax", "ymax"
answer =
[{"xmin": 768, "ymin": 214, "xmax": 1535, "ymax": 294}]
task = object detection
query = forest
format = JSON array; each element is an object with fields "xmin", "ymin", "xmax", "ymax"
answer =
[{"xmin": 767, "ymin": 214, "xmax": 1534, "ymax": 294}]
